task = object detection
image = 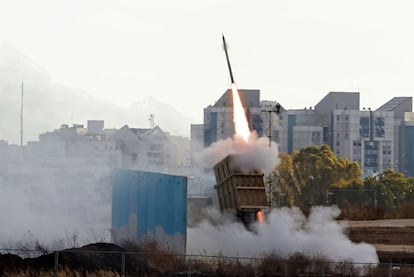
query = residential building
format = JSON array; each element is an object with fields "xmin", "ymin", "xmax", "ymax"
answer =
[
  {"xmin": 111, "ymin": 125, "xmax": 176, "ymax": 170},
  {"xmin": 168, "ymin": 134, "xmax": 191, "ymax": 168},
  {"xmin": 29, "ymin": 121, "xmax": 120, "ymax": 164}
]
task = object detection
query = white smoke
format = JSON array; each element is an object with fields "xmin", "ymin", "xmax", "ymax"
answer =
[
  {"xmin": 0, "ymin": 158, "xmax": 112, "ymax": 249},
  {"xmin": 187, "ymin": 206, "xmax": 379, "ymax": 264},
  {"xmin": 191, "ymin": 133, "xmax": 378, "ymax": 264},
  {"xmin": 194, "ymin": 132, "xmax": 279, "ymax": 173}
]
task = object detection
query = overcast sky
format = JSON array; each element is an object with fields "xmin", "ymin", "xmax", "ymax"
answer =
[{"xmin": 1, "ymin": 0, "xmax": 414, "ymax": 143}]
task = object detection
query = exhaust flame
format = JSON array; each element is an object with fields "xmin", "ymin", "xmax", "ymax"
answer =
[
  {"xmin": 231, "ymin": 83, "xmax": 250, "ymax": 141},
  {"xmin": 256, "ymin": 210, "xmax": 264, "ymax": 223}
]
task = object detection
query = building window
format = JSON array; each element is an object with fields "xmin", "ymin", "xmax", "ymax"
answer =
[
  {"xmin": 375, "ymin": 117, "xmax": 385, "ymax": 138},
  {"xmin": 364, "ymin": 141, "xmax": 378, "ymax": 168},
  {"xmin": 359, "ymin": 117, "xmax": 370, "ymax": 138}
]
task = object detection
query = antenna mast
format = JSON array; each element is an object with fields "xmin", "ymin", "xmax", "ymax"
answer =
[
  {"xmin": 149, "ymin": 114, "xmax": 155, "ymax": 128},
  {"xmin": 20, "ymin": 82, "xmax": 24, "ymax": 146}
]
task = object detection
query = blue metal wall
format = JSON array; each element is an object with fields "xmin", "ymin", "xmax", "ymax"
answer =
[{"xmin": 112, "ymin": 169, "xmax": 187, "ymax": 253}]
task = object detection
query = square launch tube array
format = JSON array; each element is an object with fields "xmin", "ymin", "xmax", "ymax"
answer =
[{"xmin": 214, "ymin": 155, "xmax": 269, "ymax": 212}]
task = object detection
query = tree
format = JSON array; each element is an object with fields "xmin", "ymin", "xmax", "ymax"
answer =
[
  {"xmin": 363, "ymin": 170, "xmax": 414, "ymax": 210},
  {"xmin": 271, "ymin": 152, "xmax": 298, "ymax": 206},
  {"xmin": 273, "ymin": 144, "xmax": 362, "ymax": 207},
  {"xmin": 378, "ymin": 170, "xmax": 412, "ymax": 208},
  {"xmin": 335, "ymin": 157, "xmax": 362, "ymax": 188}
]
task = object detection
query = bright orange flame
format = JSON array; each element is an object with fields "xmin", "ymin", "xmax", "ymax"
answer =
[
  {"xmin": 231, "ymin": 83, "xmax": 250, "ymax": 141},
  {"xmin": 256, "ymin": 210, "xmax": 264, "ymax": 223}
]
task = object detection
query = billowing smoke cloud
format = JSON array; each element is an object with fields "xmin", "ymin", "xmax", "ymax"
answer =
[
  {"xmin": 0, "ymin": 159, "xmax": 112, "ymax": 249},
  {"xmin": 187, "ymin": 206, "xmax": 378, "ymax": 264},
  {"xmin": 194, "ymin": 132, "xmax": 279, "ymax": 173},
  {"xmin": 192, "ymin": 131, "xmax": 378, "ymax": 264}
]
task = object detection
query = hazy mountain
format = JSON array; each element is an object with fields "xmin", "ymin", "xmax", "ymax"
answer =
[{"xmin": 0, "ymin": 43, "xmax": 193, "ymax": 144}]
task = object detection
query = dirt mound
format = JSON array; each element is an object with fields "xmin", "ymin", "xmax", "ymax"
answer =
[
  {"xmin": 0, "ymin": 242, "xmax": 161, "ymax": 275},
  {"xmin": 0, "ymin": 253, "xmax": 23, "ymax": 272}
]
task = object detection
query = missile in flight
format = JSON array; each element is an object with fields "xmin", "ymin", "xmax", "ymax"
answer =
[{"xmin": 222, "ymin": 34, "xmax": 235, "ymax": 84}]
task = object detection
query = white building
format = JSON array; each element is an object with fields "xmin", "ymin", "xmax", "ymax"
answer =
[{"xmin": 333, "ymin": 109, "xmax": 395, "ymax": 175}]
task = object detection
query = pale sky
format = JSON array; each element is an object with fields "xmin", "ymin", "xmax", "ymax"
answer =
[{"xmin": 1, "ymin": 0, "xmax": 414, "ymax": 143}]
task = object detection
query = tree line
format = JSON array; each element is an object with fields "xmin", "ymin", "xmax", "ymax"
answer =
[{"xmin": 270, "ymin": 144, "xmax": 414, "ymax": 217}]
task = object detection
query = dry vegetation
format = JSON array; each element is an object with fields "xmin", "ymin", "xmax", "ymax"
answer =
[
  {"xmin": 338, "ymin": 203, "xmax": 414, "ymax": 220},
  {"xmin": 2, "ymin": 269, "xmax": 121, "ymax": 277},
  {"xmin": 2, "ymin": 225, "xmax": 412, "ymax": 275},
  {"xmin": 2, "ymin": 242, "xmax": 414, "ymax": 277},
  {"xmin": 2, "ymin": 255, "xmax": 414, "ymax": 277},
  {"xmin": 2, "ymin": 205, "xmax": 414, "ymax": 276}
]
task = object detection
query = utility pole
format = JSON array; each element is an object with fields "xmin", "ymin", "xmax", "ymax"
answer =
[
  {"xmin": 261, "ymin": 103, "xmax": 281, "ymax": 207},
  {"xmin": 261, "ymin": 103, "xmax": 281, "ymax": 146},
  {"xmin": 20, "ymin": 81, "xmax": 24, "ymax": 147}
]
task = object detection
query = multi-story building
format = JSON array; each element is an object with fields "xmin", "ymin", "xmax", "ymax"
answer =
[
  {"xmin": 376, "ymin": 97, "xmax": 413, "ymax": 175},
  {"xmin": 190, "ymin": 124, "xmax": 204, "ymax": 165},
  {"xmin": 332, "ymin": 109, "xmax": 395, "ymax": 175},
  {"xmin": 29, "ymin": 120, "xmax": 120, "ymax": 163},
  {"xmin": 167, "ymin": 134, "xmax": 191, "ymax": 168},
  {"xmin": 193, "ymin": 88, "xmax": 414, "ymax": 177},
  {"xmin": 278, "ymin": 109, "xmax": 321, "ymax": 153},
  {"xmin": 314, "ymin": 91, "xmax": 360, "ymax": 148},
  {"xmin": 203, "ymin": 89, "xmax": 263, "ymax": 147},
  {"xmin": 273, "ymin": 92, "xmax": 413, "ymax": 176},
  {"xmin": 400, "ymin": 112, "xmax": 414, "ymax": 176},
  {"xmin": 111, "ymin": 125, "xmax": 177, "ymax": 171}
]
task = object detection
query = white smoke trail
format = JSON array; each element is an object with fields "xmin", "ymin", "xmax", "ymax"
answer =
[
  {"xmin": 194, "ymin": 132, "xmax": 279, "ymax": 174},
  {"xmin": 187, "ymin": 206, "xmax": 378, "ymax": 264}
]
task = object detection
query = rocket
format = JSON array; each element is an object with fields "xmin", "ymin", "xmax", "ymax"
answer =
[{"xmin": 222, "ymin": 34, "xmax": 235, "ymax": 84}]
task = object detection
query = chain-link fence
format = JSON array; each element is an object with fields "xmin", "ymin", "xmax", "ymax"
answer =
[{"xmin": 1, "ymin": 248, "xmax": 414, "ymax": 276}]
